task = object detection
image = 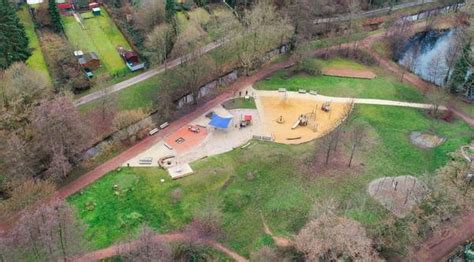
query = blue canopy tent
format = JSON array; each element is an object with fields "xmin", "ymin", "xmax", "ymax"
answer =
[{"xmin": 208, "ymin": 113, "xmax": 233, "ymax": 129}]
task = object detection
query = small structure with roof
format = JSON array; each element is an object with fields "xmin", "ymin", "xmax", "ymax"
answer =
[
  {"xmin": 208, "ymin": 113, "xmax": 233, "ymax": 129},
  {"xmin": 117, "ymin": 46, "xmax": 145, "ymax": 72},
  {"xmin": 92, "ymin": 7, "xmax": 101, "ymax": 16},
  {"xmin": 57, "ymin": 3, "xmax": 73, "ymax": 15},
  {"xmin": 78, "ymin": 52, "xmax": 100, "ymax": 70}
]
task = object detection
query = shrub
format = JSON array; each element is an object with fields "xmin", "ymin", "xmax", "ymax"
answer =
[
  {"xmin": 112, "ymin": 109, "xmax": 146, "ymax": 130},
  {"xmin": 250, "ymin": 246, "xmax": 279, "ymax": 262},
  {"xmin": 294, "ymin": 58, "xmax": 323, "ymax": 76},
  {"xmin": 172, "ymin": 242, "xmax": 212, "ymax": 261}
]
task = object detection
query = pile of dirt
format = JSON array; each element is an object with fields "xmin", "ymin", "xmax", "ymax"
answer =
[
  {"xmin": 368, "ymin": 176, "xmax": 428, "ymax": 218},
  {"xmin": 410, "ymin": 131, "xmax": 445, "ymax": 148},
  {"xmin": 322, "ymin": 68, "xmax": 376, "ymax": 79}
]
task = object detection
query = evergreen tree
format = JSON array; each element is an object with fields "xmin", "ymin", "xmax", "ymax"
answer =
[
  {"xmin": 48, "ymin": 0, "xmax": 63, "ymax": 33},
  {"xmin": 449, "ymin": 43, "xmax": 472, "ymax": 94},
  {"xmin": 165, "ymin": 0, "xmax": 176, "ymax": 23},
  {"xmin": 0, "ymin": 0, "xmax": 31, "ymax": 69}
]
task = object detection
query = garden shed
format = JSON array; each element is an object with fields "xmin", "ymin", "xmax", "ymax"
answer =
[{"xmin": 78, "ymin": 52, "xmax": 100, "ymax": 70}]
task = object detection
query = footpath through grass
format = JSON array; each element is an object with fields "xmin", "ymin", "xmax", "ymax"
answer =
[
  {"xmin": 69, "ymin": 105, "xmax": 472, "ymax": 256},
  {"xmin": 17, "ymin": 7, "xmax": 51, "ymax": 81},
  {"xmin": 62, "ymin": 10, "xmax": 131, "ymax": 76}
]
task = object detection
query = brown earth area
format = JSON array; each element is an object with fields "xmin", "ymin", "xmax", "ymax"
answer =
[{"xmin": 322, "ymin": 68, "xmax": 377, "ymax": 79}]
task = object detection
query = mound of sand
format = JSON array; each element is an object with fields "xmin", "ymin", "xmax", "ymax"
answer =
[
  {"xmin": 368, "ymin": 176, "xmax": 428, "ymax": 218},
  {"xmin": 410, "ymin": 132, "xmax": 445, "ymax": 148}
]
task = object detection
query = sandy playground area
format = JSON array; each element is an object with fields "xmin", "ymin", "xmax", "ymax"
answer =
[{"xmin": 256, "ymin": 92, "xmax": 351, "ymax": 144}]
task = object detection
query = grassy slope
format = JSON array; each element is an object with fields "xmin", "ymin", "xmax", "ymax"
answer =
[
  {"xmin": 320, "ymin": 58, "xmax": 366, "ymax": 70},
  {"xmin": 255, "ymin": 65, "xmax": 425, "ymax": 102},
  {"xmin": 69, "ymin": 105, "xmax": 472, "ymax": 255},
  {"xmin": 62, "ymin": 9, "xmax": 131, "ymax": 75},
  {"xmin": 17, "ymin": 7, "xmax": 51, "ymax": 81}
]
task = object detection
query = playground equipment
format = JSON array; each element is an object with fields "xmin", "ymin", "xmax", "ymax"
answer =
[
  {"xmin": 188, "ymin": 125, "xmax": 200, "ymax": 133},
  {"xmin": 158, "ymin": 155, "xmax": 176, "ymax": 168},
  {"xmin": 291, "ymin": 114, "xmax": 309, "ymax": 129},
  {"xmin": 321, "ymin": 102, "xmax": 331, "ymax": 112},
  {"xmin": 240, "ymin": 115, "xmax": 252, "ymax": 128},
  {"xmin": 276, "ymin": 115, "xmax": 285, "ymax": 124}
]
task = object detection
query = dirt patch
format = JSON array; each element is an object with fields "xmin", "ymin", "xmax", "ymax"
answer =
[
  {"xmin": 410, "ymin": 132, "xmax": 445, "ymax": 149},
  {"xmin": 368, "ymin": 176, "xmax": 428, "ymax": 218},
  {"xmin": 322, "ymin": 68, "xmax": 376, "ymax": 79},
  {"xmin": 258, "ymin": 95, "xmax": 350, "ymax": 144}
]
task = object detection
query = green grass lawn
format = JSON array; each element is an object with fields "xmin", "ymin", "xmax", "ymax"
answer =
[
  {"xmin": 320, "ymin": 58, "xmax": 366, "ymax": 70},
  {"xmin": 222, "ymin": 97, "xmax": 257, "ymax": 110},
  {"xmin": 69, "ymin": 105, "xmax": 472, "ymax": 256},
  {"xmin": 255, "ymin": 60, "xmax": 425, "ymax": 102},
  {"xmin": 62, "ymin": 10, "xmax": 131, "ymax": 76},
  {"xmin": 17, "ymin": 7, "xmax": 51, "ymax": 81}
]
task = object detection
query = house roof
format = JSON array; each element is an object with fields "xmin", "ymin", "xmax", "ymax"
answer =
[
  {"xmin": 124, "ymin": 51, "xmax": 138, "ymax": 60},
  {"xmin": 78, "ymin": 52, "xmax": 99, "ymax": 65},
  {"xmin": 57, "ymin": 3, "xmax": 72, "ymax": 9}
]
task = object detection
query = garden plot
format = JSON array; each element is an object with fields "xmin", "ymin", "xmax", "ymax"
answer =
[
  {"xmin": 321, "ymin": 58, "xmax": 376, "ymax": 79},
  {"xmin": 62, "ymin": 9, "xmax": 131, "ymax": 76}
]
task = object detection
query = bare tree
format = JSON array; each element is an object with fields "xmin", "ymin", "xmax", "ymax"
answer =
[
  {"xmin": 2, "ymin": 199, "xmax": 86, "ymax": 261},
  {"xmin": 3, "ymin": 134, "xmax": 36, "ymax": 182},
  {"xmin": 295, "ymin": 213, "xmax": 379, "ymax": 261},
  {"xmin": 426, "ymin": 88, "xmax": 447, "ymax": 117},
  {"xmin": 31, "ymin": 95, "xmax": 93, "ymax": 180},
  {"xmin": 132, "ymin": 0, "xmax": 165, "ymax": 33},
  {"xmin": 153, "ymin": 79, "xmax": 175, "ymax": 123},
  {"xmin": 87, "ymin": 78, "xmax": 117, "ymax": 137},
  {"xmin": 176, "ymin": 54, "xmax": 214, "ymax": 105},
  {"xmin": 0, "ymin": 62, "xmax": 51, "ymax": 132},
  {"xmin": 0, "ymin": 178, "xmax": 56, "ymax": 220},
  {"xmin": 185, "ymin": 198, "xmax": 223, "ymax": 241},
  {"xmin": 250, "ymin": 246, "xmax": 279, "ymax": 262},
  {"xmin": 144, "ymin": 23, "xmax": 176, "ymax": 66},
  {"xmin": 347, "ymin": 121, "xmax": 369, "ymax": 167},
  {"xmin": 120, "ymin": 226, "xmax": 172, "ymax": 262}
]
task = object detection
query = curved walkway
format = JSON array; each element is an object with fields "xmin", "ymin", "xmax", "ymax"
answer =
[
  {"xmin": 412, "ymin": 210, "xmax": 474, "ymax": 261},
  {"xmin": 74, "ymin": 232, "xmax": 247, "ymax": 262}
]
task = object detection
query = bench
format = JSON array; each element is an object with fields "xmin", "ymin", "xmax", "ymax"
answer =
[
  {"xmin": 278, "ymin": 88, "xmax": 287, "ymax": 92},
  {"xmin": 139, "ymin": 157, "xmax": 153, "ymax": 165},
  {"xmin": 148, "ymin": 128, "xmax": 159, "ymax": 136},
  {"xmin": 298, "ymin": 89, "xmax": 307, "ymax": 94},
  {"xmin": 309, "ymin": 91, "xmax": 318, "ymax": 96},
  {"xmin": 160, "ymin": 122, "xmax": 169, "ymax": 129}
]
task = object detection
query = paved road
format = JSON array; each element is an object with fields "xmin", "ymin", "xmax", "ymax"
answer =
[
  {"xmin": 313, "ymin": 0, "xmax": 436, "ymax": 24},
  {"xmin": 73, "ymin": 39, "xmax": 229, "ymax": 107}
]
